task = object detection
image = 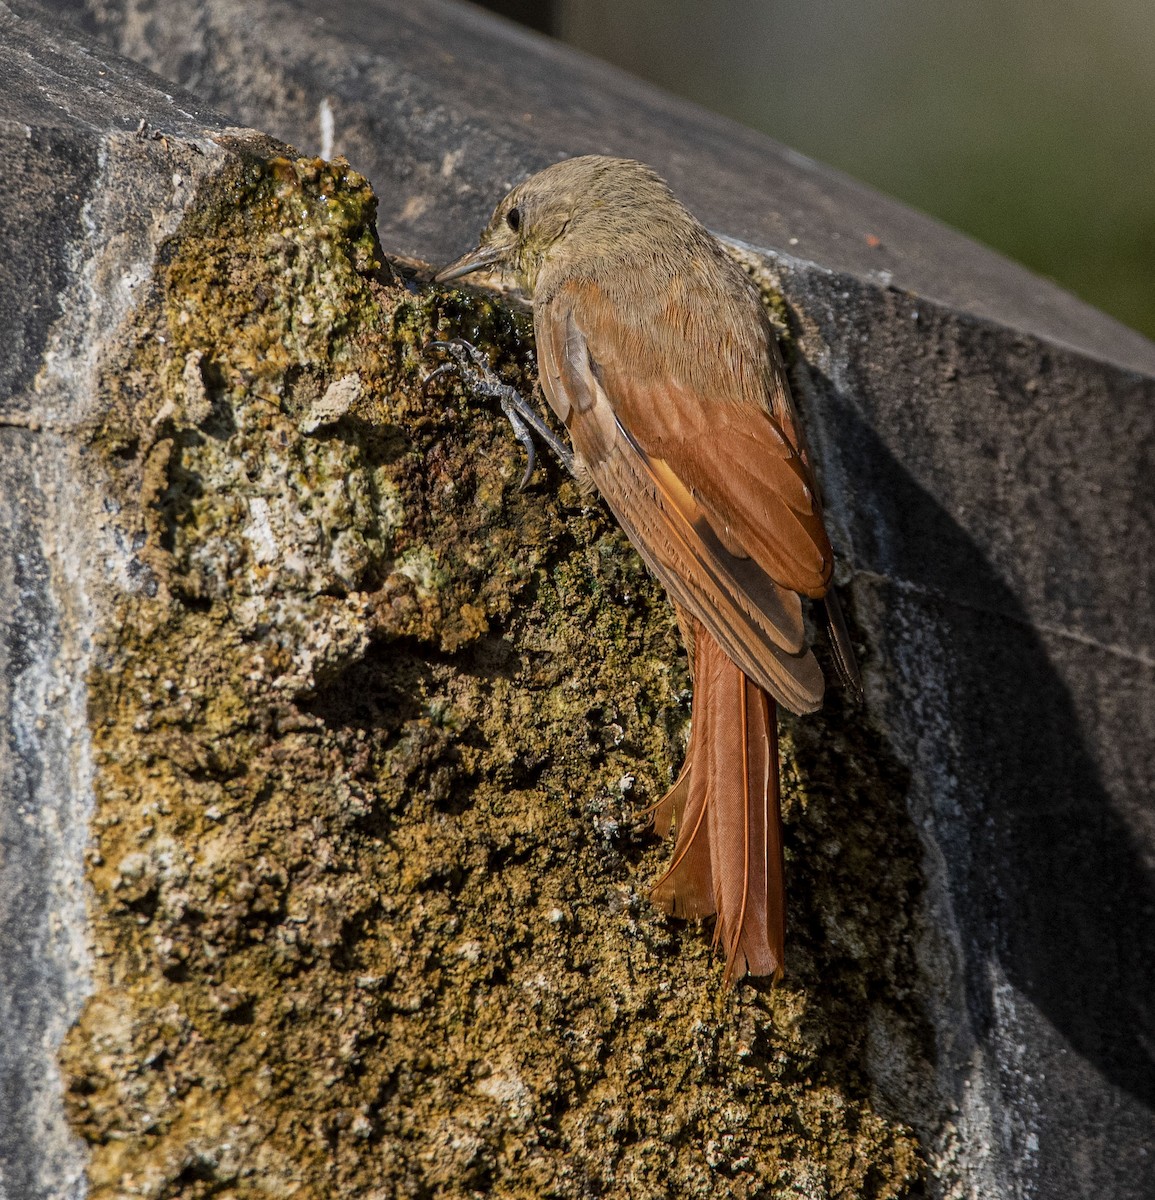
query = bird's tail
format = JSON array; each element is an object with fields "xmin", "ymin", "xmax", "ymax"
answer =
[{"xmin": 650, "ymin": 620, "xmax": 785, "ymax": 984}]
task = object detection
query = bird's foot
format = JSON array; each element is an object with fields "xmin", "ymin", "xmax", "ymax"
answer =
[{"xmin": 423, "ymin": 338, "xmax": 574, "ymax": 489}]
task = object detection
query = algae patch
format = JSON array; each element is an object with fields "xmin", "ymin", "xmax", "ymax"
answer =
[{"xmin": 63, "ymin": 151, "xmax": 925, "ymax": 1198}]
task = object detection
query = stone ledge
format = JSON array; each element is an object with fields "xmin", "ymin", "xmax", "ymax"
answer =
[{"xmin": 5, "ymin": 3, "xmax": 1154, "ymax": 1198}]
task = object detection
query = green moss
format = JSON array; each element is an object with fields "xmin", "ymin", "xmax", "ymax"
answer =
[{"xmin": 63, "ymin": 151, "xmax": 926, "ymax": 1198}]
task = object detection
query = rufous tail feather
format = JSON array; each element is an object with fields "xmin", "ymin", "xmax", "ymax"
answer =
[{"xmin": 651, "ymin": 620, "xmax": 785, "ymax": 983}]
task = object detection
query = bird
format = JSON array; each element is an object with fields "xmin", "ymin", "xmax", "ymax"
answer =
[{"xmin": 435, "ymin": 155, "xmax": 859, "ymax": 984}]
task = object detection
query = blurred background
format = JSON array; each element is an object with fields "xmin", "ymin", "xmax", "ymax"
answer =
[{"xmin": 482, "ymin": 0, "xmax": 1155, "ymax": 341}]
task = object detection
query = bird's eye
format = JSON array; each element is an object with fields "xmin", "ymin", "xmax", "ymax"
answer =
[{"xmin": 506, "ymin": 206, "xmax": 521, "ymax": 232}]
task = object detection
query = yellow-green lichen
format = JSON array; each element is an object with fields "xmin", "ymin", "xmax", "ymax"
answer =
[{"xmin": 63, "ymin": 149, "xmax": 927, "ymax": 1199}]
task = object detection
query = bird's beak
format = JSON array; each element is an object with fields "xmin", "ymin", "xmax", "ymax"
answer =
[{"xmin": 434, "ymin": 242, "xmax": 503, "ymax": 283}]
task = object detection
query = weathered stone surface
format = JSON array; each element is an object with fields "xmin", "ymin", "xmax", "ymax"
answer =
[
  {"xmin": 0, "ymin": 10, "xmax": 277, "ymax": 1199},
  {"xmin": 7, "ymin": 1, "xmax": 1155, "ymax": 1198},
  {"xmin": 3, "ymin": 6, "xmax": 923, "ymax": 1200},
  {"xmin": 53, "ymin": 153, "xmax": 924, "ymax": 1195},
  {"xmin": 42, "ymin": 0, "xmax": 1155, "ymax": 381},
  {"xmin": 44, "ymin": 3, "xmax": 1154, "ymax": 1196}
]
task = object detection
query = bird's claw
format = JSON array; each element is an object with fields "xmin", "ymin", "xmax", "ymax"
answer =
[
  {"xmin": 422, "ymin": 338, "xmax": 575, "ymax": 486},
  {"xmin": 422, "ymin": 339, "xmax": 490, "ymax": 390},
  {"xmin": 421, "ymin": 361, "xmax": 457, "ymax": 389},
  {"xmin": 501, "ymin": 401, "xmax": 538, "ymax": 491}
]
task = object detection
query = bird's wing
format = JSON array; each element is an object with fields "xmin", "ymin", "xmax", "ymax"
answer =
[{"xmin": 535, "ymin": 276, "xmax": 827, "ymax": 713}]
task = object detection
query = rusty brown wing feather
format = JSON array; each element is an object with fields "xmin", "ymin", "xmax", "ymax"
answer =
[
  {"xmin": 614, "ymin": 383, "xmax": 832, "ymax": 598},
  {"xmin": 534, "ymin": 277, "xmax": 829, "ymax": 713},
  {"xmin": 561, "ymin": 278, "xmax": 834, "ymax": 600}
]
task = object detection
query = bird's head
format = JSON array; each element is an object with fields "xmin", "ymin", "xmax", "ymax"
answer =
[{"xmin": 435, "ymin": 155, "xmax": 674, "ymax": 294}]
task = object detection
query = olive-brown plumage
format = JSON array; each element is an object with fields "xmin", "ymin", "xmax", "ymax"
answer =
[{"xmin": 438, "ymin": 156, "xmax": 858, "ymax": 982}]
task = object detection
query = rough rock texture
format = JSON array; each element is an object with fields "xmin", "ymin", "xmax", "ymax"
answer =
[
  {"xmin": 3, "ymin": 7, "xmax": 927, "ymax": 1200},
  {"xmin": 0, "ymin": 7, "xmax": 277, "ymax": 1196},
  {"xmin": 58, "ymin": 150, "xmax": 923, "ymax": 1200},
  {"xmin": 44, "ymin": 2, "xmax": 1155, "ymax": 1196},
  {"xmin": 5, "ymin": 2, "xmax": 1155, "ymax": 1199}
]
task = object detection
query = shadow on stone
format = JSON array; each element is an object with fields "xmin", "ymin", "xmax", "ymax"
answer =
[{"xmin": 826, "ymin": 383, "xmax": 1155, "ymax": 1114}]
